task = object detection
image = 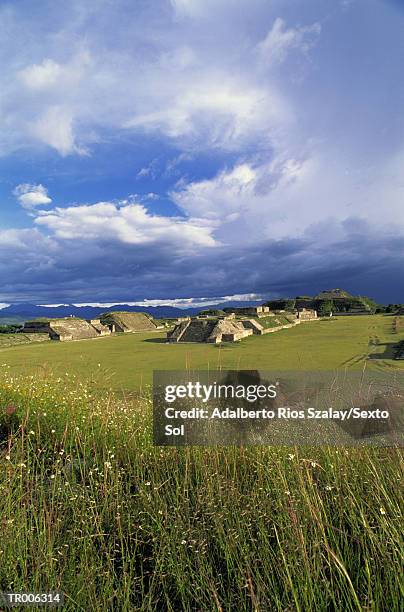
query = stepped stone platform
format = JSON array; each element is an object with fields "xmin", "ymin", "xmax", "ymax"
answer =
[
  {"xmin": 22, "ymin": 317, "xmax": 110, "ymax": 342},
  {"xmin": 167, "ymin": 310, "xmax": 321, "ymax": 344},
  {"xmin": 167, "ymin": 317, "xmax": 258, "ymax": 343},
  {"xmin": 100, "ymin": 311, "xmax": 161, "ymax": 333}
]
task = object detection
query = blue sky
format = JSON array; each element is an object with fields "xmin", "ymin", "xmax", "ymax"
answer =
[{"xmin": 0, "ymin": 0, "xmax": 403, "ymax": 305}]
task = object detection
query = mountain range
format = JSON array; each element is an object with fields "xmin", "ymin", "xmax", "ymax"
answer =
[{"xmin": 0, "ymin": 301, "xmax": 263, "ymax": 324}]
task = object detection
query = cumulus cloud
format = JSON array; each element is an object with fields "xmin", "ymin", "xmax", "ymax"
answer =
[
  {"xmin": 172, "ymin": 163, "xmax": 257, "ymax": 221},
  {"xmin": 34, "ymin": 200, "xmax": 218, "ymax": 249},
  {"xmin": 12, "ymin": 51, "xmax": 92, "ymax": 155},
  {"xmin": 171, "ymin": 148, "xmax": 404, "ymax": 245},
  {"xmin": 14, "ymin": 184, "xmax": 52, "ymax": 209}
]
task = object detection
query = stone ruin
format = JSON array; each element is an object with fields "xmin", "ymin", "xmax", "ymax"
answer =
[
  {"xmin": 296, "ymin": 308, "xmax": 318, "ymax": 321},
  {"xmin": 22, "ymin": 317, "xmax": 111, "ymax": 342},
  {"xmin": 223, "ymin": 306, "xmax": 272, "ymax": 318},
  {"xmin": 100, "ymin": 311, "xmax": 162, "ymax": 333},
  {"xmin": 167, "ymin": 302, "xmax": 323, "ymax": 344},
  {"xmin": 167, "ymin": 317, "xmax": 264, "ymax": 343},
  {"xmin": 22, "ymin": 311, "xmax": 162, "ymax": 342}
]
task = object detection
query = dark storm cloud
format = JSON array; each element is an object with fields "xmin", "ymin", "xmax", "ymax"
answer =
[{"xmin": 1, "ymin": 220, "xmax": 403, "ymax": 303}]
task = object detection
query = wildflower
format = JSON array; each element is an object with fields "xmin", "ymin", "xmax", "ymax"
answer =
[
  {"xmin": 380, "ymin": 507, "xmax": 386, "ymax": 515},
  {"xmin": 287, "ymin": 454, "xmax": 295, "ymax": 460},
  {"xmin": 51, "ymin": 429, "xmax": 56, "ymax": 434},
  {"xmin": 5, "ymin": 455, "xmax": 10, "ymax": 461},
  {"xmin": 145, "ymin": 481, "xmax": 151, "ymax": 486},
  {"xmin": 181, "ymin": 540, "xmax": 187, "ymax": 545},
  {"xmin": 50, "ymin": 475, "xmax": 55, "ymax": 479},
  {"xmin": 104, "ymin": 462, "xmax": 112, "ymax": 469},
  {"xmin": 29, "ymin": 430, "xmax": 35, "ymax": 435}
]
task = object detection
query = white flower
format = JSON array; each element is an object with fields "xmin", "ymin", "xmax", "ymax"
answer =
[{"xmin": 380, "ymin": 507, "xmax": 386, "ymax": 515}]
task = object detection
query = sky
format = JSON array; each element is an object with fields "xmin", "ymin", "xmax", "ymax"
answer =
[{"xmin": 0, "ymin": 0, "xmax": 403, "ymax": 305}]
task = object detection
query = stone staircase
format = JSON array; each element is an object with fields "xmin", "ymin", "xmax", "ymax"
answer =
[{"xmin": 180, "ymin": 320, "xmax": 216, "ymax": 342}]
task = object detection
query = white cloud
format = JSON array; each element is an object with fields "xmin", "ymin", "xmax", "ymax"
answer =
[
  {"xmin": 19, "ymin": 59, "xmax": 62, "ymax": 89},
  {"xmin": 126, "ymin": 79, "xmax": 290, "ymax": 151},
  {"xmin": 136, "ymin": 159, "xmax": 159, "ymax": 179},
  {"xmin": 172, "ymin": 163, "xmax": 257, "ymax": 220},
  {"xmin": 70, "ymin": 293, "xmax": 264, "ymax": 308},
  {"xmin": 257, "ymin": 18, "xmax": 321, "ymax": 66},
  {"xmin": 34, "ymin": 200, "xmax": 218, "ymax": 249},
  {"xmin": 18, "ymin": 52, "xmax": 91, "ymax": 91},
  {"xmin": 2, "ymin": 11, "xmax": 294, "ymax": 156},
  {"xmin": 31, "ymin": 106, "xmax": 86, "ymax": 156},
  {"xmin": 14, "ymin": 183, "xmax": 52, "ymax": 209},
  {"xmin": 171, "ymin": 148, "xmax": 404, "ymax": 245}
]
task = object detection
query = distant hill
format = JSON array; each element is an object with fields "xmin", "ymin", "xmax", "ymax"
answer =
[
  {"xmin": 314, "ymin": 288, "xmax": 353, "ymax": 300},
  {"xmin": 264, "ymin": 289, "xmax": 380, "ymax": 315},
  {"xmin": 0, "ymin": 300, "xmax": 263, "ymax": 324}
]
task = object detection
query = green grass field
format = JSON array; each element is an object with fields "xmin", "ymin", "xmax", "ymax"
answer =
[
  {"xmin": 1, "ymin": 315, "xmax": 403, "ymax": 391},
  {"xmin": 0, "ymin": 315, "xmax": 403, "ymax": 610}
]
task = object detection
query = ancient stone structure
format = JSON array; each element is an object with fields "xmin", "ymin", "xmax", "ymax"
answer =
[
  {"xmin": 167, "ymin": 317, "xmax": 261, "ymax": 343},
  {"xmin": 21, "ymin": 311, "xmax": 161, "ymax": 341},
  {"xmin": 264, "ymin": 289, "xmax": 374, "ymax": 315},
  {"xmin": 87, "ymin": 319, "xmax": 111, "ymax": 335},
  {"xmin": 22, "ymin": 317, "xmax": 110, "ymax": 341},
  {"xmin": 297, "ymin": 308, "xmax": 318, "ymax": 320},
  {"xmin": 100, "ymin": 311, "xmax": 162, "ymax": 333},
  {"xmin": 167, "ymin": 307, "xmax": 325, "ymax": 343},
  {"xmin": 240, "ymin": 319, "xmax": 265, "ymax": 334},
  {"xmin": 223, "ymin": 306, "xmax": 271, "ymax": 317}
]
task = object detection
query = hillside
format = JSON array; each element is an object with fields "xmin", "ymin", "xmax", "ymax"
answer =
[{"xmin": 264, "ymin": 288, "xmax": 379, "ymax": 314}]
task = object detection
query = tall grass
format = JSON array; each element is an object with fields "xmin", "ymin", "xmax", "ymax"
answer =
[{"xmin": 0, "ymin": 367, "xmax": 402, "ymax": 611}]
